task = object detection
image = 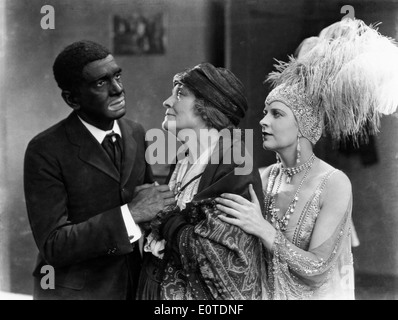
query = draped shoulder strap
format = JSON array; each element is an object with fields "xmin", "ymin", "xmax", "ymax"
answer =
[
  {"xmin": 264, "ymin": 163, "xmax": 281, "ymax": 196},
  {"xmin": 315, "ymin": 168, "xmax": 338, "ymax": 204}
]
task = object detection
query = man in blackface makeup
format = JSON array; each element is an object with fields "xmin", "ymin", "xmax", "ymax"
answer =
[{"xmin": 24, "ymin": 40, "xmax": 174, "ymax": 300}]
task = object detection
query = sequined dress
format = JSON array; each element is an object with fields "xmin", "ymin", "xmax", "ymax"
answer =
[{"xmin": 263, "ymin": 165, "xmax": 355, "ymax": 300}]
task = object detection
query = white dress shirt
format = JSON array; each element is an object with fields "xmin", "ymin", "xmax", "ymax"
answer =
[{"xmin": 78, "ymin": 117, "xmax": 142, "ymax": 244}]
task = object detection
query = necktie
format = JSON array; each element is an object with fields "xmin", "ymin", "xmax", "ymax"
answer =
[{"xmin": 102, "ymin": 132, "xmax": 123, "ymax": 173}]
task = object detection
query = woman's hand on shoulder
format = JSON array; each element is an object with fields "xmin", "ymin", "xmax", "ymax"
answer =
[{"xmin": 215, "ymin": 184, "xmax": 267, "ymax": 238}]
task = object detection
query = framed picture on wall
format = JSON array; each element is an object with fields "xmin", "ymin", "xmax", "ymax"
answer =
[{"xmin": 112, "ymin": 12, "xmax": 166, "ymax": 55}]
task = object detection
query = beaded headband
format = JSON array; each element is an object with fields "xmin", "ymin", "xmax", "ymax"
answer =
[{"xmin": 265, "ymin": 83, "xmax": 323, "ymax": 145}]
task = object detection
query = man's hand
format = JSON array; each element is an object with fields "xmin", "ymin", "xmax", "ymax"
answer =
[{"xmin": 127, "ymin": 183, "xmax": 175, "ymax": 223}]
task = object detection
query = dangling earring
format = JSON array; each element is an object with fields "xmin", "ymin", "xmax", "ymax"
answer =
[
  {"xmin": 296, "ymin": 135, "xmax": 301, "ymax": 165},
  {"xmin": 276, "ymin": 153, "xmax": 281, "ymax": 163}
]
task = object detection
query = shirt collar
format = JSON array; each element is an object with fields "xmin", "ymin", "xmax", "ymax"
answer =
[{"xmin": 77, "ymin": 116, "xmax": 122, "ymax": 144}]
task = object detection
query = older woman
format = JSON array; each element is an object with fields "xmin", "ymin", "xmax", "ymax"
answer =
[
  {"xmin": 137, "ymin": 63, "xmax": 266, "ymax": 300},
  {"xmin": 216, "ymin": 19, "xmax": 398, "ymax": 299}
]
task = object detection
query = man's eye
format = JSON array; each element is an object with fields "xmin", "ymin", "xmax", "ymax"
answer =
[
  {"xmin": 115, "ymin": 73, "xmax": 122, "ymax": 81},
  {"xmin": 96, "ymin": 80, "xmax": 106, "ymax": 87}
]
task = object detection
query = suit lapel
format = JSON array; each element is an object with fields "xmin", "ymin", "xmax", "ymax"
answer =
[
  {"xmin": 119, "ymin": 118, "xmax": 137, "ymax": 187},
  {"xmin": 65, "ymin": 112, "xmax": 120, "ymax": 182}
]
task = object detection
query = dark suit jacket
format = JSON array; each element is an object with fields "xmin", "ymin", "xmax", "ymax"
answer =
[{"xmin": 24, "ymin": 111, "xmax": 153, "ymax": 300}]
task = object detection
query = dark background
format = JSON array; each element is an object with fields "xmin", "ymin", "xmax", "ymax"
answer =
[{"xmin": 0, "ymin": 0, "xmax": 397, "ymax": 299}]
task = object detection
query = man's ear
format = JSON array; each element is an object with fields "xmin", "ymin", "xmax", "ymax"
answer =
[{"xmin": 62, "ymin": 90, "xmax": 80, "ymax": 111}]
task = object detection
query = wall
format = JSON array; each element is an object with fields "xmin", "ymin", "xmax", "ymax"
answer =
[
  {"xmin": 0, "ymin": 0, "xmax": 9, "ymax": 292},
  {"xmin": 0, "ymin": 0, "xmax": 223, "ymax": 295}
]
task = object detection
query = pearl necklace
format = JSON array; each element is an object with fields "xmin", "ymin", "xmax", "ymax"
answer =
[
  {"xmin": 266, "ymin": 155, "xmax": 316, "ymax": 231},
  {"xmin": 281, "ymin": 153, "xmax": 315, "ymax": 183}
]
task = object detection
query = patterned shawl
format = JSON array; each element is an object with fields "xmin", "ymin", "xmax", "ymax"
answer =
[{"xmin": 156, "ymin": 136, "xmax": 268, "ymax": 300}]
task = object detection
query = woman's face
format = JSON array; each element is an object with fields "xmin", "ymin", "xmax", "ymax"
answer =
[
  {"xmin": 259, "ymin": 100, "xmax": 299, "ymax": 151},
  {"xmin": 162, "ymin": 82, "xmax": 206, "ymax": 136}
]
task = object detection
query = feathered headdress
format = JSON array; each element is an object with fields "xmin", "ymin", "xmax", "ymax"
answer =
[{"xmin": 266, "ymin": 18, "xmax": 398, "ymax": 145}]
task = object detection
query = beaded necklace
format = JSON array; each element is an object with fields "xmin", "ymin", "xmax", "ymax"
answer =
[
  {"xmin": 265, "ymin": 154, "xmax": 316, "ymax": 231},
  {"xmin": 281, "ymin": 153, "xmax": 316, "ymax": 183}
]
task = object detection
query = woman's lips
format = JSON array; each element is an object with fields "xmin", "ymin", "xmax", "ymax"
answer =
[{"xmin": 262, "ymin": 132, "xmax": 272, "ymax": 139}]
